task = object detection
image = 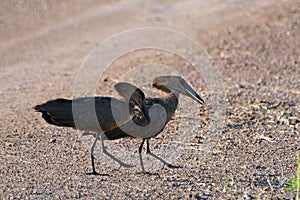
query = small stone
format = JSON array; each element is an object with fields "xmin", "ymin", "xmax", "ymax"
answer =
[
  {"xmin": 49, "ymin": 138, "xmax": 56, "ymax": 143},
  {"xmin": 289, "ymin": 116, "xmax": 300, "ymax": 125}
]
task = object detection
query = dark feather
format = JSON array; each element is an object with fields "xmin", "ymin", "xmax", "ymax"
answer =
[
  {"xmin": 34, "ymin": 97, "xmax": 134, "ymax": 132},
  {"xmin": 34, "ymin": 98, "xmax": 75, "ymax": 127}
]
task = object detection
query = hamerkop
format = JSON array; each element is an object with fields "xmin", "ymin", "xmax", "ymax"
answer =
[
  {"xmin": 34, "ymin": 83, "xmax": 150, "ymax": 175},
  {"xmin": 104, "ymin": 76, "xmax": 205, "ymax": 173}
]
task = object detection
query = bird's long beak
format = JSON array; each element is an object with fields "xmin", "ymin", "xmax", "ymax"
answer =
[
  {"xmin": 141, "ymin": 101, "xmax": 151, "ymax": 123},
  {"xmin": 184, "ymin": 83, "xmax": 205, "ymax": 104}
]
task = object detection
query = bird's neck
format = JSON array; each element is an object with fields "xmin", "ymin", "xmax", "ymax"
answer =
[{"xmin": 163, "ymin": 92, "xmax": 179, "ymax": 122}]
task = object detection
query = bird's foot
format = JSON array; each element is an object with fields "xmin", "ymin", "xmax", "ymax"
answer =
[
  {"xmin": 167, "ymin": 164, "xmax": 182, "ymax": 169},
  {"xmin": 137, "ymin": 171, "xmax": 148, "ymax": 175},
  {"xmin": 102, "ymin": 148, "xmax": 135, "ymax": 169},
  {"xmin": 86, "ymin": 171, "xmax": 103, "ymax": 176}
]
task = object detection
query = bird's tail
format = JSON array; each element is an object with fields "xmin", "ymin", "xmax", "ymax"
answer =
[{"xmin": 34, "ymin": 98, "xmax": 75, "ymax": 127}]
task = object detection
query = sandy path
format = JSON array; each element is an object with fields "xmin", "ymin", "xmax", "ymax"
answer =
[{"xmin": 0, "ymin": 0, "xmax": 287, "ymax": 118}]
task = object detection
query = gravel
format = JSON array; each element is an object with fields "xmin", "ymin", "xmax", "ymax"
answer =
[{"xmin": 0, "ymin": 1, "xmax": 299, "ymax": 199}]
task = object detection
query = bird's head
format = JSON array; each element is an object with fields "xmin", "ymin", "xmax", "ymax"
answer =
[{"xmin": 152, "ymin": 76, "xmax": 204, "ymax": 104}]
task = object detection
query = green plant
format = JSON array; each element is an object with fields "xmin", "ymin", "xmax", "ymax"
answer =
[{"xmin": 285, "ymin": 151, "xmax": 300, "ymax": 200}]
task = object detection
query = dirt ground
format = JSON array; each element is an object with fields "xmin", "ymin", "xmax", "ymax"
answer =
[{"xmin": 0, "ymin": 0, "xmax": 299, "ymax": 199}]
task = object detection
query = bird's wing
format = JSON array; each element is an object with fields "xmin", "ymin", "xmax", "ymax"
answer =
[
  {"xmin": 35, "ymin": 96, "xmax": 133, "ymax": 132},
  {"xmin": 104, "ymin": 99, "xmax": 168, "ymax": 140},
  {"xmin": 94, "ymin": 97, "xmax": 132, "ymax": 131},
  {"xmin": 114, "ymin": 82, "xmax": 145, "ymax": 102},
  {"xmin": 72, "ymin": 97, "xmax": 132, "ymax": 132}
]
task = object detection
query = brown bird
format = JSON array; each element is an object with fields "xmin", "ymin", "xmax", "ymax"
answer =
[
  {"xmin": 34, "ymin": 82, "xmax": 150, "ymax": 175},
  {"xmin": 104, "ymin": 76, "xmax": 205, "ymax": 173}
]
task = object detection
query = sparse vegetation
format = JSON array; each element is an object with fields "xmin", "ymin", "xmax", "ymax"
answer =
[{"xmin": 285, "ymin": 152, "xmax": 300, "ymax": 200}]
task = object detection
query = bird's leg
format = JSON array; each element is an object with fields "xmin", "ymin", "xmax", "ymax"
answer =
[
  {"xmin": 138, "ymin": 138, "xmax": 146, "ymax": 173},
  {"xmin": 100, "ymin": 136, "xmax": 135, "ymax": 169},
  {"xmin": 146, "ymin": 139, "xmax": 181, "ymax": 169},
  {"xmin": 86, "ymin": 134, "xmax": 101, "ymax": 175}
]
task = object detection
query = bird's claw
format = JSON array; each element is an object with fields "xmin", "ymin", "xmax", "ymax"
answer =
[
  {"xmin": 86, "ymin": 171, "xmax": 104, "ymax": 176},
  {"xmin": 167, "ymin": 164, "xmax": 182, "ymax": 169}
]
